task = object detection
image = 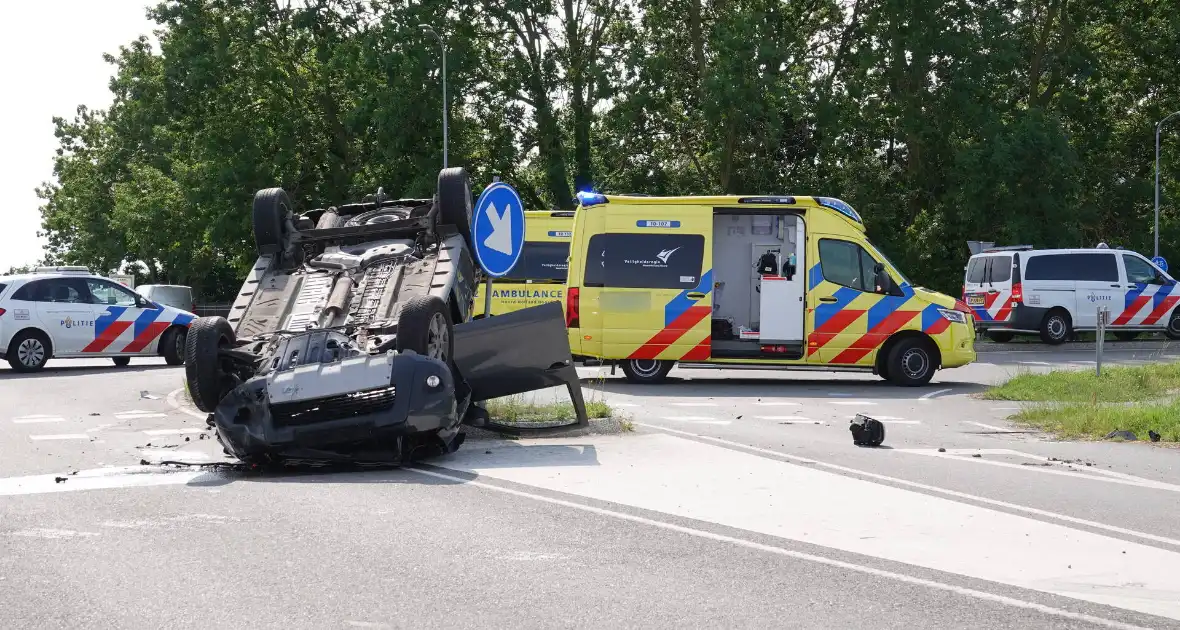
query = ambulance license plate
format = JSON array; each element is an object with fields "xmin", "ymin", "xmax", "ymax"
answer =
[{"xmin": 966, "ymin": 294, "xmax": 985, "ymax": 307}]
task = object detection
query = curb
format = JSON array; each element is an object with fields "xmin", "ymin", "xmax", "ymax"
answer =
[
  {"xmin": 464, "ymin": 416, "xmax": 629, "ymax": 440},
  {"xmin": 976, "ymin": 341, "xmax": 1177, "ymax": 353}
]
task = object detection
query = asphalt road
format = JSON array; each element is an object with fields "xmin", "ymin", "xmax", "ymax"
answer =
[{"xmin": 2, "ymin": 346, "xmax": 1179, "ymax": 629}]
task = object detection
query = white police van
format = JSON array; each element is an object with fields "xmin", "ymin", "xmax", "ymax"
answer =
[
  {"xmin": 963, "ymin": 246, "xmax": 1180, "ymax": 344},
  {"xmin": 0, "ymin": 267, "xmax": 195, "ymax": 372}
]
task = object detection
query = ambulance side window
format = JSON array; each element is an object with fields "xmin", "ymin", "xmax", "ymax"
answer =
[
  {"xmin": 818, "ymin": 239, "xmax": 879, "ymax": 293},
  {"xmin": 583, "ymin": 233, "xmax": 705, "ymax": 289}
]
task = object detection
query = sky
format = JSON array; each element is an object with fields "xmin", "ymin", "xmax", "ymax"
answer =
[{"xmin": 0, "ymin": 0, "xmax": 156, "ymax": 272}]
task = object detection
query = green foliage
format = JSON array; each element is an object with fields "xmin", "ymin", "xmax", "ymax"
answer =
[
  {"xmin": 37, "ymin": 0, "xmax": 1180, "ymax": 300},
  {"xmin": 984, "ymin": 361, "xmax": 1180, "ymax": 403}
]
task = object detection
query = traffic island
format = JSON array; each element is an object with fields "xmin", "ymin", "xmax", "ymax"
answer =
[
  {"xmin": 465, "ymin": 395, "xmax": 630, "ymax": 440},
  {"xmin": 983, "ymin": 363, "xmax": 1180, "ymax": 443}
]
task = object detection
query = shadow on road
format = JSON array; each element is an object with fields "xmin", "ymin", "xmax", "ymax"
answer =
[
  {"xmin": 180, "ymin": 441, "xmax": 600, "ymax": 488},
  {"xmin": 577, "ymin": 375, "xmax": 987, "ymax": 399}
]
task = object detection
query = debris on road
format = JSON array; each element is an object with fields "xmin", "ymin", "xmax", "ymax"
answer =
[
  {"xmin": 849, "ymin": 414, "xmax": 885, "ymax": 447},
  {"xmin": 1104, "ymin": 430, "xmax": 1138, "ymax": 441},
  {"xmin": 938, "ymin": 447, "xmax": 946, "ymax": 452},
  {"xmin": 140, "ymin": 391, "xmax": 160, "ymax": 400},
  {"xmin": 54, "ymin": 476, "xmax": 67, "ymax": 483},
  {"xmin": 1149, "ymin": 430, "xmax": 1162, "ymax": 442},
  {"xmin": 88, "ymin": 412, "xmax": 100, "ymax": 416}
]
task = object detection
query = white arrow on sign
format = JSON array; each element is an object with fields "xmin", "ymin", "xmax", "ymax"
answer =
[{"xmin": 483, "ymin": 202, "xmax": 515, "ymax": 255}]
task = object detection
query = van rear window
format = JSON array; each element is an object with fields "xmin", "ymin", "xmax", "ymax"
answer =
[
  {"xmin": 583, "ymin": 233, "xmax": 705, "ymax": 289},
  {"xmin": 501, "ymin": 242, "xmax": 569, "ymax": 282},
  {"xmin": 965, "ymin": 259, "xmax": 986, "ymax": 284}
]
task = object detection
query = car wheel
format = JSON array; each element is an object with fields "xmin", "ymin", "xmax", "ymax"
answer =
[
  {"xmin": 161, "ymin": 327, "xmax": 186, "ymax": 366},
  {"xmin": 1167, "ymin": 310, "xmax": 1180, "ymax": 340},
  {"xmin": 7, "ymin": 331, "xmax": 51, "ymax": 373},
  {"xmin": 184, "ymin": 317, "xmax": 237, "ymax": 413},
  {"xmin": 437, "ymin": 167, "xmax": 473, "ymax": 247},
  {"xmin": 396, "ymin": 295, "xmax": 454, "ymax": 366},
  {"xmin": 986, "ymin": 331, "xmax": 1015, "ymax": 343},
  {"xmin": 112, "ymin": 357, "xmax": 131, "ymax": 367},
  {"xmin": 252, "ymin": 187, "xmax": 293, "ymax": 257},
  {"xmin": 1113, "ymin": 331, "xmax": 1140, "ymax": 342},
  {"xmin": 620, "ymin": 359, "xmax": 674, "ymax": 384},
  {"xmin": 1039, "ymin": 310, "xmax": 1072, "ymax": 345},
  {"xmin": 885, "ymin": 338, "xmax": 936, "ymax": 387}
]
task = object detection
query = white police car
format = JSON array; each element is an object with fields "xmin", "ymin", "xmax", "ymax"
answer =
[{"xmin": 0, "ymin": 267, "xmax": 195, "ymax": 372}]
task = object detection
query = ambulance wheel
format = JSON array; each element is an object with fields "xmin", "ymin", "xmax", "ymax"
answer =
[
  {"xmin": 112, "ymin": 357, "xmax": 131, "ymax": 367},
  {"xmin": 986, "ymin": 331, "xmax": 1015, "ymax": 343},
  {"xmin": 1166, "ymin": 310, "xmax": 1180, "ymax": 340},
  {"xmin": 1039, "ymin": 309, "xmax": 1072, "ymax": 345},
  {"xmin": 620, "ymin": 359, "xmax": 674, "ymax": 384},
  {"xmin": 7, "ymin": 330, "xmax": 51, "ymax": 372},
  {"xmin": 185, "ymin": 317, "xmax": 237, "ymax": 413},
  {"xmin": 885, "ymin": 338, "xmax": 936, "ymax": 387}
]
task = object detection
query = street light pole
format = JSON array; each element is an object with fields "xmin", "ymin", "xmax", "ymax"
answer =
[
  {"xmin": 1154, "ymin": 110, "xmax": 1180, "ymax": 258},
  {"xmin": 419, "ymin": 25, "xmax": 448, "ymax": 169}
]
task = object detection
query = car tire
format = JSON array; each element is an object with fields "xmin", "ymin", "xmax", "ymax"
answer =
[
  {"xmin": 185, "ymin": 317, "xmax": 237, "ymax": 413},
  {"xmin": 437, "ymin": 167, "xmax": 473, "ymax": 246},
  {"xmin": 1166, "ymin": 310, "xmax": 1180, "ymax": 340},
  {"xmin": 1039, "ymin": 309, "xmax": 1072, "ymax": 345},
  {"xmin": 396, "ymin": 295, "xmax": 454, "ymax": 366},
  {"xmin": 161, "ymin": 326, "xmax": 186, "ymax": 366},
  {"xmin": 1113, "ymin": 331, "xmax": 1140, "ymax": 342},
  {"xmin": 885, "ymin": 338, "xmax": 936, "ymax": 387},
  {"xmin": 986, "ymin": 331, "xmax": 1015, "ymax": 343},
  {"xmin": 620, "ymin": 359, "xmax": 674, "ymax": 384},
  {"xmin": 252, "ymin": 187, "xmax": 294, "ymax": 257},
  {"xmin": 7, "ymin": 330, "xmax": 51, "ymax": 373},
  {"xmin": 112, "ymin": 357, "xmax": 131, "ymax": 367}
]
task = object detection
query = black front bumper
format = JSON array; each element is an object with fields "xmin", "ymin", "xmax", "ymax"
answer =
[{"xmin": 212, "ymin": 351, "xmax": 465, "ymax": 464}]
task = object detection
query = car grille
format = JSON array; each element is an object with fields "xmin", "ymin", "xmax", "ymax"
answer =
[{"xmin": 270, "ymin": 386, "xmax": 397, "ymax": 427}]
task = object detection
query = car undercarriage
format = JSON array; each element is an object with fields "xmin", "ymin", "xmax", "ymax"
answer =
[{"xmin": 183, "ymin": 167, "xmax": 588, "ymax": 466}]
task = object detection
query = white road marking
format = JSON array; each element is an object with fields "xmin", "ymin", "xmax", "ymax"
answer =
[
  {"xmin": 918, "ymin": 388, "xmax": 953, "ymax": 400},
  {"xmin": 85, "ymin": 424, "xmax": 117, "ymax": 434},
  {"xmin": 757, "ymin": 416, "xmax": 813, "ymax": 421},
  {"xmin": 1018, "ymin": 361, "xmax": 1052, "ymax": 366},
  {"xmin": 754, "ymin": 401, "xmax": 800, "ymax": 406},
  {"xmin": 990, "ymin": 406, "xmax": 1021, "ymax": 411},
  {"xmin": 116, "ymin": 412, "xmax": 167, "ymax": 420},
  {"xmin": 826, "ymin": 392, "xmax": 855, "ymax": 397},
  {"xmin": 847, "ymin": 415, "xmax": 906, "ymax": 421},
  {"xmin": 610, "ymin": 403, "xmax": 639, "ymax": 408},
  {"xmin": 12, "ymin": 416, "xmax": 65, "ymax": 424},
  {"xmin": 669, "ymin": 402, "xmax": 718, "ymax": 407},
  {"xmin": 418, "ymin": 454, "xmax": 1164, "ymax": 628},
  {"xmin": 896, "ymin": 448, "xmax": 1180, "ymax": 492},
  {"xmin": 964, "ymin": 421, "xmax": 1019, "ymax": 432},
  {"xmin": 7, "ymin": 528, "xmax": 99, "ymax": 539},
  {"xmin": 829, "ymin": 401, "xmax": 876, "ymax": 406},
  {"xmin": 0, "ymin": 465, "xmax": 209, "ymax": 497},
  {"xmin": 882, "ymin": 420, "xmax": 921, "ymax": 425},
  {"xmin": 659, "ymin": 417, "xmax": 730, "ymax": 426},
  {"xmin": 143, "ymin": 428, "xmax": 205, "ymax": 437},
  {"xmin": 28, "ymin": 434, "xmax": 89, "ymax": 441},
  {"xmin": 166, "ymin": 388, "xmax": 209, "ymax": 420},
  {"xmin": 636, "ymin": 424, "xmax": 1180, "ymax": 550},
  {"xmin": 139, "ymin": 449, "xmax": 212, "ymax": 463}
]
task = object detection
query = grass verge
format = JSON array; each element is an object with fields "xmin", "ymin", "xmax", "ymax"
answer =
[
  {"xmin": 1014, "ymin": 401, "xmax": 1179, "ymax": 443},
  {"xmin": 483, "ymin": 396, "xmax": 614, "ymax": 424},
  {"xmin": 983, "ymin": 362, "xmax": 1180, "ymax": 403}
]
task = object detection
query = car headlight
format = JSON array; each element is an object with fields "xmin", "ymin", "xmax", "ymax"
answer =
[{"xmin": 938, "ymin": 308, "xmax": 968, "ymax": 324}]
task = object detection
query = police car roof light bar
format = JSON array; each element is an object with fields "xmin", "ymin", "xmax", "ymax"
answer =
[{"xmin": 33, "ymin": 266, "xmax": 91, "ymax": 274}]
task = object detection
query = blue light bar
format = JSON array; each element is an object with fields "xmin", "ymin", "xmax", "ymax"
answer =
[
  {"xmin": 816, "ymin": 197, "xmax": 862, "ymax": 224},
  {"xmin": 576, "ymin": 191, "xmax": 608, "ymax": 207}
]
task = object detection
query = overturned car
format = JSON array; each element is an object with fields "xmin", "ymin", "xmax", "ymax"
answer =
[{"xmin": 184, "ymin": 167, "xmax": 588, "ymax": 465}]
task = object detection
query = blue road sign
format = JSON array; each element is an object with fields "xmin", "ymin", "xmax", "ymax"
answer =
[
  {"xmin": 471, "ymin": 181, "xmax": 526, "ymax": 277},
  {"xmin": 1152, "ymin": 255, "xmax": 1169, "ymax": 273}
]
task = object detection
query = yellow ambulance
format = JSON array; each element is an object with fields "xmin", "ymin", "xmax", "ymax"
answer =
[
  {"xmin": 562, "ymin": 193, "xmax": 976, "ymax": 385},
  {"xmin": 473, "ymin": 210, "xmax": 572, "ymax": 317}
]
